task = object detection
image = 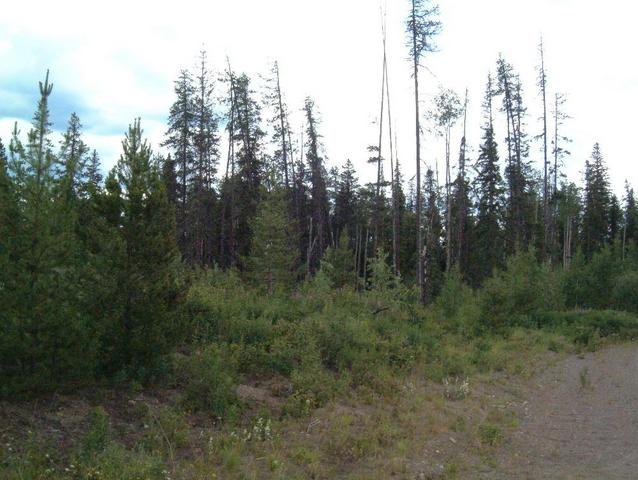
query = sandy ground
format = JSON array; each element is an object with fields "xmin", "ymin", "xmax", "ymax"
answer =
[{"xmin": 484, "ymin": 344, "xmax": 638, "ymax": 479}]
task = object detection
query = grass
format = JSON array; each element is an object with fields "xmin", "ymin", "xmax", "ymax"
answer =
[{"xmin": 3, "ymin": 269, "xmax": 638, "ymax": 479}]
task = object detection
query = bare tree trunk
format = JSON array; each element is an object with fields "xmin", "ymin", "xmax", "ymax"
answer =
[
  {"xmin": 539, "ymin": 38, "xmax": 550, "ymax": 260},
  {"xmin": 411, "ymin": 2, "xmax": 424, "ymax": 302},
  {"xmin": 354, "ymin": 225, "xmax": 361, "ymax": 289},
  {"xmin": 363, "ymin": 226, "xmax": 369, "ymax": 289},
  {"xmin": 456, "ymin": 89, "xmax": 468, "ymax": 270},
  {"xmin": 382, "ymin": 17, "xmax": 398, "ymax": 277},
  {"xmin": 274, "ymin": 62, "xmax": 289, "ymax": 190},
  {"xmin": 220, "ymin": 59, "xmax": 236, "ymax": 266},
  {"xmin": 374, "ymin": 42, "xmax": 386, "ymax": 252},
  {"xmin": 307, "ymin": 217, "xmax": 314, "ymax": 279},
  {"xmin": 445, "ymin": 124, "xmax": 452, "ymax": 273}
]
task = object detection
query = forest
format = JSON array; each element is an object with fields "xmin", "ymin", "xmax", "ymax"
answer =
[{"xmin": 1, "ymin": 0, "xmax": 638, "ymax": 478}]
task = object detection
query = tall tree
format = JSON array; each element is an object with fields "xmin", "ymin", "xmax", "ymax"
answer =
[
  {"xmin": 304, "ymin": 97, "xmax": 331, "ymax": 272},
  {"xmin": 163, "ymin": 69, "xmax": 195, "ymax": 255},
  {"xmin": 405, "ymin": 0, "xmax": 441, "ymax": 301},
  {"xmin": 58, "ymin": 112, "xmax": 89, "ymax": 200},
  {"xmin": 85, "ymin": 149, "xmax": 103, "ymax": 193},
  {"xmin": 451, "ymin": 89, "xmax": 470, "ymax": 276},
  {"xmin": 431, "ymin": 88, "xmax": 462, "ymax": 272},
  {"xmin": 496, "ymin": 56, "xmax": 533, "ymax": 251},
  {"xmin": 582, "ymin": 143, "xmax": 611, "ymax": 258},
  {"xmin": 536, "ymin": 38, "xmax": 550, "ymax": 259},
  {"xmin": 264, "ymin": 61, "xmax": 292, "ymax": 189},
  {"xmin": 624, "ymin": 182, "xmax": 638, "ymax": 249},
  {"xmin": 1, "ymin": 72, "xmax": 93, "ymax": 391},
  {"xmin": 472, "ymin": 75, "xmax": 505, "ymax": 284},
  {"xmin": 245, "ymin": 186, "xmax": 296, "ymax": 293},
  {"xmin": 423, "ymin": 168, "xmax": 444, "ymax": 301},
  {"xmin": 111, "ymin": 119, "xmax": 179, "ymax": 371},
  {"xmin": 233, "ymin": 73, "xmax": 265, "ymax": 261},
  {"xmin": 334, "ymin": 159, "xmax": 359, "ymax": 245},
  {"xmin": 190, "ymin": 50, "xmax": 219, "ymax": 266}
]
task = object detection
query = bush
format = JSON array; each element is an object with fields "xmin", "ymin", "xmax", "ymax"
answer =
[
  {"xmin": 179, "ymin": 345, "xmax": 240, "ymax": 420},
  {"xmin": 81, "ymin": 407, "xmax": 111, "ymax": 458},
  {"xmin": 479, "ymin": 249, "xmax": 564, "ymax": 331},
  {"xmin": 612, "ymin": 270, "xmax": 638, "ymax": 313},
  {"xmin": 564, "ymin": 247, "xmax": 622, "ymax": 310}
]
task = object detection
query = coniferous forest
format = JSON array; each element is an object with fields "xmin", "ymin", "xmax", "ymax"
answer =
[{"xmin": 2, "ymin": 1, "xmax": 638, "ymax": 478}]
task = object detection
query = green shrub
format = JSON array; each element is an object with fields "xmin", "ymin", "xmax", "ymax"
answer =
[
  {"xmin": 179, "ymin": 345, "xmax": 240, "ymax": 420},
  {"xmin": 564, "ymin": 247, "xmax": 622, "ymax": 309},
  {"xmin": 81, "ymin": 407, "xmax": 111, "ymax": 458},
  {"xmin": 479, "ymin": 249, "xmax": 564, "ymax": 330},
  {"xmin": 612, "ymin": 270, "xmax": 638, "ymax": 313}
]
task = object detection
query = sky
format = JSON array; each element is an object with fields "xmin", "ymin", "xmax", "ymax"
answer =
[{"xmin": 1, "ymin": 0, "xmax": 637, "ymax": 195}]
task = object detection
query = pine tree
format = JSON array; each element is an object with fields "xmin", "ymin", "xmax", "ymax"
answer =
[
  {"xmin": 624, "ymin": 183, "xmax": 638, "ymax": 248},
  {"xmin": 405, "ymin": 0, "xmax": 441, "ymax": 301},
  {"xmin": 161, "ymin": 154, "xmax": 178, "ymax": 206},
  {"xmin": 232, "ymin": 73, "xmax": 265, "ymax": 261},
  {"xmin": 450, "ymin": 90, "xmax": 471, "ymax": 277},
  {"xmin": 58, "ymin": 112, "xmax": 89, "ymax": 200},
  {"xmin": 190, "ymin": 50, "xmax": 219, "ymax": 266},
  {"xmin": 334, "ymin": 159, "xmax": 359, "ymax": 243},
  {"xmin": 423, "ymin": 168, "xmax": 444, "ymax": 301},
  {"xmin": 472, "ymin": 75, "xmax": 505, "ymax": 284},
  {"xmin": 323, "ymin": 229, "xmax": 356, "ymax": 289},
  {"xmin": 556, "ymin": 181, "xmax": 581, "ymax": 268},
  {"xmin": 304, "ymin": 97, "xmax": 331, "ymax": 272},
  {"xmin": 245, "ymin": 186, "xmax": 296, "ymax": 293},
  {"xmin": 1, "ymin": 72, "xmax": 93, "ymax": 392},
  {"xmin": 582, "ymin": 143, "xmax": 611, "ymax": 258},
  {"xmin": 164, "ymin": 69, "xmax": 196, "ymax": 256},
  {"xmin": 496, "ymin": 57, "xmax": 533, "ymax": 251},
  {"xmin": 609, "ymin": 194, "xmax": 622, "ymax": 243},
  {"xmin": 264, "ymin": 61, "xmax": 292, "ymax": 189},
  {"xmin": 111, "ymin": 119, "xmax": 180, "ymax": 372},
  {"xmin": 85, "ymin": 149, "xmax": 103, "ymax": 194}
]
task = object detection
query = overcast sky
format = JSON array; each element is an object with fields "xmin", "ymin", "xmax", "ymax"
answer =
[{"xmin": 1, "ymin": 0, "xmax": 636, "ymax": 195}]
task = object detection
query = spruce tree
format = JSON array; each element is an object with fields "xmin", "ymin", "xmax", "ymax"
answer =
[
  {"xmin": 334, "ymin": 159, "xmax": 359, "ymax": 243},
  {"xmin": 624, "ymin": 183, "xmax": 638, "ymax": 247},
  {"xmin": 582, "ymin": 143, "xmax": 611, "ymax": 258},
  {"xmin": 423, "ymin": 168, "xmax": 444, "ymax": 302},
  {"xmin": 472, "ymin": 75, "xmax": 505, "ymax": 284},
  {"xmin": 264, "ymin": 61, "xmax": 292, "ymax": 189},
  {"xmin": 232, "ymin": 73, "xmax": 265, "ymax": 261},
  {"xmin": 191, "ymin": 50, "xmax": 219, "ymax": 266},
  {"xmin": 304, "ymin": 97, "xmax": 331, "ymax": 272},
  {"xmin": 163, "ymin": 69, "xmax": 195, "ymax": 256},
  {"xmin": 496, "ymin": 57, "xmax": 533, "ymax": 251}
]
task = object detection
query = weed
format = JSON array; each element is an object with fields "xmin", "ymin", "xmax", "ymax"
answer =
[
  {"xmin": 478, "ymin": 422, "xmax": 502, "ymax": 447},
  {"xmin": 443, "ymin": 376, "xmax": 470, "ymax": 401}
]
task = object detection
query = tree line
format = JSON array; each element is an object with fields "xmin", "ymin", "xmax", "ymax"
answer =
[{"xmin": 1, "ymin": 0, "xmax": 636, "ymax": 393}]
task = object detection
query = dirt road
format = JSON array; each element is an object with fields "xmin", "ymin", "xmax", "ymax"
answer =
[{"xmin": 486, "ymin": 344, "xmax": 638, "ymax": 479}]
